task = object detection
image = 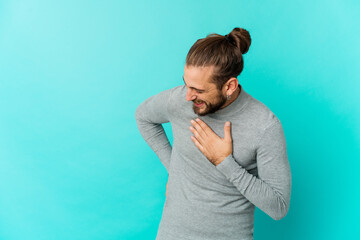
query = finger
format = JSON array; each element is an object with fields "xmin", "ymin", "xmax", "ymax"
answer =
[
  {"xmin": 223, "ymin": 121, "xmax": 232, "ymax": 142},
  {"xmin": 189, "ymin": 126, "xmax": 205, "ymax": 145},
  {"xmin": 191, "ymin": 135, "xmax": 204, "ymax": 152},
  {"xmin": 195, "ymin": 118, "xmax": 217, "ymax": 137},
  {"xmin": 191, "ymin": 119, "xmax": 207, "ymax": 138}
]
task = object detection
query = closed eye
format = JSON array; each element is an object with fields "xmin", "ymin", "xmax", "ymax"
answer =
[
  {"xmin": 182, "ymin": 76, "xmax": 205, "ymax": 93},
  {"xmin": 185, "ymin": 85, "xmax": 204, "ymax": 94}
]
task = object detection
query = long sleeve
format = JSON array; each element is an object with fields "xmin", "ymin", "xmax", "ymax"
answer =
[
  {"xmin": 135, "ymin": 88, "xmax": 174, "ymax": 172},
  {"xmin": 215, "ymin": 118, "xmax": 292, "ymax": 220}
]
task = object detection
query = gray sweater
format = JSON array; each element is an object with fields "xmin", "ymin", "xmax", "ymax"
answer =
[{"xmin": 135, "ymin": 84, "xmax": 291, "ymax": 240}]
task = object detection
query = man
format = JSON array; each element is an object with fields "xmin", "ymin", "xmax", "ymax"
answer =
[{"xmin": 135, "ymin": 27, "xmax": 291, "ymax": 240}]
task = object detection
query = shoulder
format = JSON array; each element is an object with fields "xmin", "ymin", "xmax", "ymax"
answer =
[
  {"xmin": 135, "ymin": 85, "xmax": 182, "ymax": 116},
  {"xmin": 242, "ymin": 94, "xmax": 286, "ymax": 148},
  {"xmin": 244, "ymin": 93, "xmax": 282, "ymax": 130},
  {"xmin": 153, "ymin": 84, "xmax": 185, "ymax": 100},
  {"xmin": 169, "ymin": 84, "xmax": 186, "ymax": 98},
  {"xmin": 165, "ymin": 84, "xmax": 187, "ymax": 105},
  {"xmin": 140, "ymin": 85, "xmax": 184, "ymax": 104},
  {"xmin": 155, "ymin": 84, "xmax": 187, "ymax": 113}
]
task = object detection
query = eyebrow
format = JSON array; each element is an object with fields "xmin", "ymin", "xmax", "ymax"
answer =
[{"xmin": 182, "ymin": 76, "xmax": 206, "ymax": 92}]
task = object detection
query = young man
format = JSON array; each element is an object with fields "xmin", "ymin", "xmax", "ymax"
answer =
[{"xmin": 135, "ymin": 28, "xmax": 291, "ymax": 240}]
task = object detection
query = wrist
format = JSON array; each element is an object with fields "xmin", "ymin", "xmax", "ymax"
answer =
[{"xmin": 214, "ymin": 153, "xmax": 232, "ymax": 166}]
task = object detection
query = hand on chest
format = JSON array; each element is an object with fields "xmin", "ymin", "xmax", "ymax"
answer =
[{"xmin": 172, "ymin": 117, "xmax": 257, "ymax": 168}]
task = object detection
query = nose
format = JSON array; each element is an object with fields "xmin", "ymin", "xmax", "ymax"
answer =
[{"xmin": 185, "ymin": 88, "xmax": 196, "ymax": 101}]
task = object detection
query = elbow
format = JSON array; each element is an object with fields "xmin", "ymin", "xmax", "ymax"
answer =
[
  {"xmin": 271, "ymin": 208, "xmax": 288, "ymax": 221},
  {"xmin": 269, "ymin": 182, "xmax": 291, "ymax": 221},
  {"xmin": 269, "ymin": 198, "xmax": 290, "ymax": 221}
]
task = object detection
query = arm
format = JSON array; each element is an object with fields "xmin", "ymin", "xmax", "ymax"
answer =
[
  {"xmin": 135, "ymin": 88, "xmax": 173, "ymax": 172},
  {"xmin": 215, "ymin": 118, "xmax": 292, "ymax": 220}
]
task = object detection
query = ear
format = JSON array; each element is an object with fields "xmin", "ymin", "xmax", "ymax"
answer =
[{"xmin": 225, "ymin": 77, "xmax": 239, "ymax": 95}]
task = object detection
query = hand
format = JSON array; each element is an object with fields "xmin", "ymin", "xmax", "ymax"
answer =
[{"xmin": 189, "ymin": 118, "xmax": 233, "ymax": 166}]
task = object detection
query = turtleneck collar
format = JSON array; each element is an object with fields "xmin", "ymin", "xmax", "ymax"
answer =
[{"xmin": 205, "ymin": 84, "xmax": 250, "ymax": 120}]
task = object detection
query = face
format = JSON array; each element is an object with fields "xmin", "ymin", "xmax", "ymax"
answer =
[{"xmin": 183, "ymin": 65, "xmax": 228, "ymax": 116}]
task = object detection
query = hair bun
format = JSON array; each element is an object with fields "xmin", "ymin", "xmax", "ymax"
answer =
[{"xmin": 227, "ymin": 27, "xmax": 251, "ymax": 54}]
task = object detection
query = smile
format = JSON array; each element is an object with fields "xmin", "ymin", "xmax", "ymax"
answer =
[{"xmin": 194, "ymin": 102, "xmax": 204, "ymax": 107}]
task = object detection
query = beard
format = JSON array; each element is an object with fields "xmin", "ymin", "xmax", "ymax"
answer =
[{"xmin": 192, "ymin": 92, "xmax": 227, "ymax": 116}]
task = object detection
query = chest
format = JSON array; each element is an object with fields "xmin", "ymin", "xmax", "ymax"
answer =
[{"xmin": 170, "ymin": 113, "xmax": 258, "ymax": 170}]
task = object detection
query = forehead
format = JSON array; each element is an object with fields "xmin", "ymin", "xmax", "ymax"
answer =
[{"xmin": 183, "ymin": 65, "xmax": 216, "ymax": 89}]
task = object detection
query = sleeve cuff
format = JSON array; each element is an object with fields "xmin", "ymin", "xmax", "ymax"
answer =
[{"xmin": 215, "ymin": 154, "xmax": 243, "ymax": 179}]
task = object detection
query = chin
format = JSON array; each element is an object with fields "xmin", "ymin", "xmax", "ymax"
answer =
[{"xmin": 193, "ymin": 107, "xmax": 208, "ymax": 116}]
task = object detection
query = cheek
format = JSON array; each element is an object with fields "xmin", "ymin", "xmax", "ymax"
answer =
[
  {"xmin": 202, "ymin": 94, "xmax": 214, "ymax": 103},
  {"xmin": 198, "ymin": 96, "xmax": 207, "ymax": 104}
]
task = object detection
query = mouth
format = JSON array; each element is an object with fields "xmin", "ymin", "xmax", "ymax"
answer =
[{"xmin": 194, "ymin": 101, "xmax": 205, "ymax": 107}]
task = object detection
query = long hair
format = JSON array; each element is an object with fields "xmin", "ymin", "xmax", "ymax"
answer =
[{"xmin": 185, "ymin": 27, "xmax": 251, "ymax": 90}]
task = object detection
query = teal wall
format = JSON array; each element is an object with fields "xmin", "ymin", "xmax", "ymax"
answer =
[{"xmin": 0, "ymin": 0, "xmax": 359, "ymax": 239}]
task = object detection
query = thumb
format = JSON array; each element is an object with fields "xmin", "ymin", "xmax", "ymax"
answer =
[{"xmin": 224, "ymin": 121, "xmax": 232, "ymax": 141}]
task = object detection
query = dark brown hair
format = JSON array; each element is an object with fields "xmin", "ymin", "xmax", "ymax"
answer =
[{"xmin": 185, "ymin": 27, "xmax": 251, "ymax": 90}]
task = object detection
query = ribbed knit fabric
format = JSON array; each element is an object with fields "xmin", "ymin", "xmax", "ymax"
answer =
[{"xmin": 135, "ymin": 84, "xmax": 291, "ymax": 240}]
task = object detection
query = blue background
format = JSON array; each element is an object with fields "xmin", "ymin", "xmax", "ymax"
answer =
[{"xmin": 0, "ymin": 0, "xmax": 359, "ymax": 239}]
